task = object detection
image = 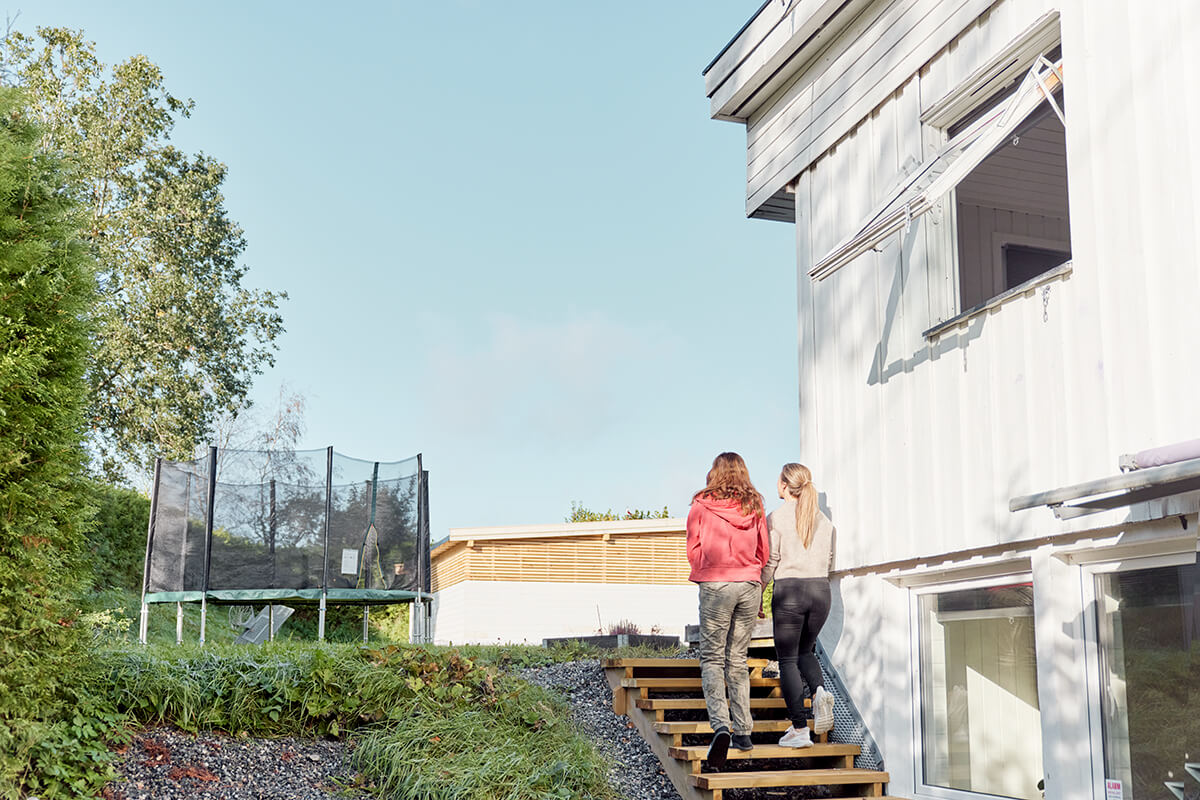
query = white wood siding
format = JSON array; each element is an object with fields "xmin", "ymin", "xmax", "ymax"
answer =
[
  {"xmin": 786, "ymin": 0, "xmax": 1200, "ymax": 571},
  {"xmin": 746, "ymin": 0, "xmax": 1062, "ymax": 218}
]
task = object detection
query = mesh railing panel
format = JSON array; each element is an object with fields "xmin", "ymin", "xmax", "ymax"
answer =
[
  {"xmin": 145, "ymin": 448, "xmax": 428, "ymax": 601},
  {"xmin": 816, "ymin": 640, "xmax": 885, "ymax": 771}
]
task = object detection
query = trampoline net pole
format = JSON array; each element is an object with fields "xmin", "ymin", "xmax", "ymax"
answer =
[
  {"xmin": 139, "ymin": 458, "xmax": 162, "ymax": 645},
  {"xmin": 200, "ymin": 446, "xmax": 217, "ymax": 647},
  {"xmin": 319, "ymin": 445, "xmax": 332, "ymax": 642}
]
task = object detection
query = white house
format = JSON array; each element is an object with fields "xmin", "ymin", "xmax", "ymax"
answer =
[
  {"xmin": 705, "ymin": 2, "xmax": 1199, "ymax": 800},
  {"xmin": 428, "ymin": 518, "xmax": 697, "ymax": 644}
]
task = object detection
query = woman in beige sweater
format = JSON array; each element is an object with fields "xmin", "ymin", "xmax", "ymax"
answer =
[{"xmin": 760, "ymin": 463, "xmax": 836, "ymax": 748}]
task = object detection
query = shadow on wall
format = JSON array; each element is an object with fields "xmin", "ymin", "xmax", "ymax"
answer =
[{"xmin": 818, "ymin": 491, "xmax": 846, "ymax": 650}]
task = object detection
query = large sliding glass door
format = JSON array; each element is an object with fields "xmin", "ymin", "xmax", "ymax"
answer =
[{"xmin": 1095, "ymin": 555, "xmax": 1199, "ymax": 799}]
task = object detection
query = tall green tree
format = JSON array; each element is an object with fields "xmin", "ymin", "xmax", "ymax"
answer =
[
  {"xmin": 0, "ymin": 86, "xmax": 113, "ymax": 797},
  {"xmin": 1, "ymin": 26, "xmax": 285, "ymax": 475}
]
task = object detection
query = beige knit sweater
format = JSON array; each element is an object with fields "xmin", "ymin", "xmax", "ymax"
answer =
[{"xmin": 760, "ymin": 500, "xmax": 835, "ymax": 583}]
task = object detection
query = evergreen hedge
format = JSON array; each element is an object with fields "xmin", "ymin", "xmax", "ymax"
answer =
[{"xmin": 0, "ymin": 87, "xmax": 116, "ymax": 797}]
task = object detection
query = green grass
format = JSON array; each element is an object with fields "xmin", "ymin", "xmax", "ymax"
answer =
[{"xmin": 79, "ymin": 588, "xmax": 412, "ymax": 646}]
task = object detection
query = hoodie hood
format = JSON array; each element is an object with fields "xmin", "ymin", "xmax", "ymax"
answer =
[
  {"xmin": 686, "ymin": 494, "xmax": 769, "ymax": 584},
  {"xmin": 693, "ymin": 495, "xmax": 760, "ymax": 529}
]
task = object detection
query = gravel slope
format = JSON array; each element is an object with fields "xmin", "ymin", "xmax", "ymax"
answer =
[
  {"xmin": 521, "ymin": 660, "xmax": 684, "ymax": 800},
  {"xmin": 105, "ymin": 658, "xmax": 684, "ymax": 800}
]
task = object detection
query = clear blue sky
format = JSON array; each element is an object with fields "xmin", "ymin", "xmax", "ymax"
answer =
[{"xmin": 21, "ymin": 1, "xmax": 801, "ymax": 533}]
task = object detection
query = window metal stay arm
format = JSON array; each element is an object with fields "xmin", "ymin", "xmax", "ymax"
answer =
[{"xmin": 1033, "ymin": 55, "xmax": 1067, "ymax": 127}]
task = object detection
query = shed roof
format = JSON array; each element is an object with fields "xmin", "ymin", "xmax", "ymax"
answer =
[{"xmin": 446, "ymin": 518, "xmax": 685, "ymax": 543}]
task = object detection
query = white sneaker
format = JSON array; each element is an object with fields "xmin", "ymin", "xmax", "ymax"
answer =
[
  {"xmin": 778, "ymin": 725, "xmax": 813, "ymax": 748},
  {"xmin": 813, "ymin": 686, "xmax": 835, "ymax": 735}
]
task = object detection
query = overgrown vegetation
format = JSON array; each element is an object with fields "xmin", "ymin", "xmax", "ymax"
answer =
[
  {"xmin": 566, "ymin": 502, "xmax": 670, "ymax": 522},
  {"xmin": 98, "ymin": 643, "xmax": 617, "ymax": 799},
  {"xmin": 0, "ymin": 85, "xmax": 119, "ymax": 798}
]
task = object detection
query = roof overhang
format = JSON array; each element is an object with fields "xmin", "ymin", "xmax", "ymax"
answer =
[
  {"xmin": 443, "ymin": 518, "xmax": 687, "ymax": 545},
  {"xmin": 703, "ymin": 0, "xmax": 872, "ymax": 122},
  {"xmin": 1010, "ymin": 457, "xmax": 1200, "ymax": 521}
]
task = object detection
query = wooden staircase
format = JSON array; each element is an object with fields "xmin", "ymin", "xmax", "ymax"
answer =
[{"xmin": 602, "ymin": 657, "xmax": 897, "ymax": 800}]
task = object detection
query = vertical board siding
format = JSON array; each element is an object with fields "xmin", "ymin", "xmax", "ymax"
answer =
[{"xmin": 787, "ymin": 0, "xmax": 1200, "ymax": 570}]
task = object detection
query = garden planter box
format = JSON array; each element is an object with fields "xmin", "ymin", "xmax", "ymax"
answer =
[
  {"xmin": 542, "ymin": 633, "xmax": 682, "ymax": 649},
  {"xmin": 685, "ymin": 618, "xmax": 774, "ymax": 644}
]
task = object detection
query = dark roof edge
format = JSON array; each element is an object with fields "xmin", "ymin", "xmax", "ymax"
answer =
[{"xmin": 702, "ymin": 0, "xmax": 774, "ymax": 76}]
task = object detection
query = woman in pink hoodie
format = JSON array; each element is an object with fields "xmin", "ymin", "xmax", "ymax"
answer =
[{"xmin": 686, "ymin": 452, "xmax": 770, "ymax": 768}]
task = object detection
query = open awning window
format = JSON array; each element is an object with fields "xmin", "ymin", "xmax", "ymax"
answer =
[{"xmin": 809, "ymin": 56, "xmax": 1065, "ymax": 281}]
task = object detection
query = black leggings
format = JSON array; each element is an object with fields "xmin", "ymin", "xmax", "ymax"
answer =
[{"xmin": 771, "ymin": 577, "xmax": 831, "ymax": 728}]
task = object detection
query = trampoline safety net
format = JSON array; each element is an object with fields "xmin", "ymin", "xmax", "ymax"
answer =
[{"xmin": 143, "ymin": 448, "xmax": 431, "ymax": 605}]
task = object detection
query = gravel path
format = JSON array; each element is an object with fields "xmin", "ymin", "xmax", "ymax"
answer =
[{"xmin": 105, "ymin": 728, "xmax": 363, "ymax": 800}]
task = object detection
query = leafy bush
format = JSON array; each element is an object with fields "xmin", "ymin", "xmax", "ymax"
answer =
[
  {"xmin": 82, "ymin": 482, "xmax": 151, "ymax": 593},
  {"xmin": 566, "ymin": 502, "xmax": 670, "ymax": 522}
]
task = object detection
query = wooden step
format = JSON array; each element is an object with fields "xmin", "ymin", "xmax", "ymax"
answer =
[
  {"xmin": 637, "ymin": 696, "xmax": 802, "ymax": 711},
  {"xmin": 654, "ymin": 718, "xmax": 792, "ymax": 735},
  {"xmin": 602, "ymin": 657, "xmax": 769, "ymax": 669},
  {"xmin": 621, "ymin": 676, "xmax": 779, "ymax": 690},
  {"xmin": 669, "ymin": 742, "xmax": 860, "ymax": 762},
  {"xmin": 689, "ymin": 767, "xmax": 890, "ymax": 791}
]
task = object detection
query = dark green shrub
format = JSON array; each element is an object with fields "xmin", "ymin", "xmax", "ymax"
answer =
[
  {"xmin": 83, "ymin": 481, "xmax": 151, "ymax": 592},
  {"xmin": 0, "ymin": 87, "xmax": 116, "ymax": 797}
]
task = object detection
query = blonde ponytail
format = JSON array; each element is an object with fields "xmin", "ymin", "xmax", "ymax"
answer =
[{"xmin": 780, "ymin": 463, "xmax": 818, "ymax": 548}]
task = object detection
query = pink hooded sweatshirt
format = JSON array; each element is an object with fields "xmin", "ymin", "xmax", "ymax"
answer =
[{"xmin": 686, "ymin": 495, "xmax": 769, "ymax": 583}]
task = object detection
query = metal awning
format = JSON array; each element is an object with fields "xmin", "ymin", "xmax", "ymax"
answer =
[{"xmin": 1010, "ymin": 457, "xmax": 1200, "ymax": 520}]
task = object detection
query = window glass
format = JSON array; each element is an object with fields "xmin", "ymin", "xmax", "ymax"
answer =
[
  {"xmin": 1003, "ymin": 245, "xmax": 1071, "ymax": 288},
  {"xmin": 1095, "ymin": 557, "xmax": 1200, "ymax": 799},
  {"xmin": 919, "ymin": 583, "xmax": 1043, "ymax": 798}
]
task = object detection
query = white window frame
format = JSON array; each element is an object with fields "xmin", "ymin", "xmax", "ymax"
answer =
[
  {"xmin": 1078, "ymin": 546, "xmax": 1200, "ymax": 800},
  {"xmin": 810, "ymin": 54, "xmax": 1064, "ymax": 283},
  {"xmin": 907, "ymin": 570, "xmax": 1041, "ymax": 800}
]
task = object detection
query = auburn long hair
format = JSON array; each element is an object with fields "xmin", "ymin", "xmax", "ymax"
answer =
[
  {"xmin": 693, "ymin": 452, "xmax": 764, "ymax": 517},
  {"xmin": 779, "ymin": 463, "xmax": 818, "ymax": 548}
]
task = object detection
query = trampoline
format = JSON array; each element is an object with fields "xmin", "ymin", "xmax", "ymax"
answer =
[{"xmin": 138, "ymin": 446, "xmax": 431, "ymax": 644}]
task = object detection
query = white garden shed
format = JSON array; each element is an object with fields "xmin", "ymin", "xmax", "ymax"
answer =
[{"xmin": 428, "ymin": 518, "xmax": 696, "ymax": 645}]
